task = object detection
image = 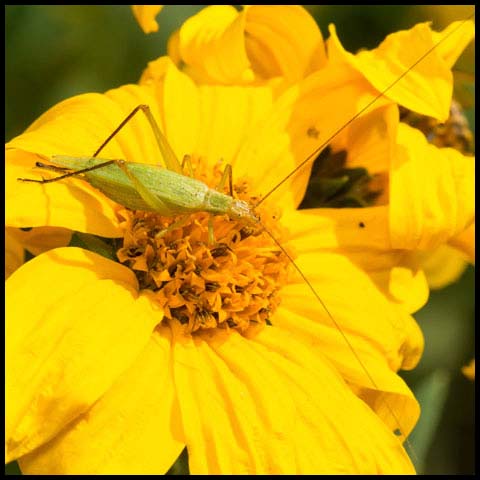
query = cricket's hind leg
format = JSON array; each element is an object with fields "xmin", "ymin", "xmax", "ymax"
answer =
[
  {"xmin": 18, "ymin": 159, "xmax": 119, "ymax": 184},
  {"xmin": 92, "ymin": 104, "xmax": 183, "ymax": 174}
]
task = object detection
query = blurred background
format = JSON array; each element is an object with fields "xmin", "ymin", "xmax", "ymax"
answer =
[{"xmin": 5, "ymin": 5, "xmax": 475, "ymax": 475}]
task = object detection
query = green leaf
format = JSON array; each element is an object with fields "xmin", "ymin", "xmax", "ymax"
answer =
[
  {"xmin": 409, "ymin": 369, "xmax": 451, "ymax": 474},
  {"xmin": 69, "ymin": 232, "xmax": 117, "ymax": 261},
  {"xmin": 5, "ymin": 461, "xmax": 22, "ymax": 475}
]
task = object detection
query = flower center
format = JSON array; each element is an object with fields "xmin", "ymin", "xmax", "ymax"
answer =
[
  {"xmin": 116, "ymin": 161, "xmax": 290, "ymax": 334},
  {"xmin": 400, "ymin": 99, "xmax": 474, "ymax": 154}
]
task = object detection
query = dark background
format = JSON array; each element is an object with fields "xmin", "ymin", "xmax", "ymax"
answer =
[{"xmin": 5, "ymin": 5, "xmax": 475, "ymax": 475}]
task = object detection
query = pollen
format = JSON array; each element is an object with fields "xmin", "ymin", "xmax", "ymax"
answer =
[{"xmin": 116, "ymin": 167, "xmax": 290, "ymax": 334}]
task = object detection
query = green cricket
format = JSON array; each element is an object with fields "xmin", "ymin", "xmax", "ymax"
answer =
[{"xmin": 18, "ymin": 105, "xmax": 259, "ymax": 241}]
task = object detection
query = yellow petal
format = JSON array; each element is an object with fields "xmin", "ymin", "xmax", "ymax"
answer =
[
  {"xmin": 177, "ymin": 5, "xmax": 254, "ymax": 84},
  {"xmin": 432, "ymin": 20, "xmax": 475, "ymax": 69},
  {"xmin": 172, "ymin": 323, "xmax": 414, "ymax": 473},
  {"xmin": 131, "ymin": 5, "xmax": 163, "ymax": 34},
  {"xmin": 283, "ymin": 207, "xmax": 430, "ymax": 315},
  {"xmin": 176, "ymin": 322, "xmax": 411, "ymax": 474},
  {"xmin": 167, "ymin": 28, "xmax": 181, "ymax": 65},
  {"xmin": 248, "ymin": 327, "xmax": 416, "ymax": 473},
  {"xmin": 6, "ymin": 226, "xmax": 72, "ymax": 257},
  {"xmin": 5, "ymin": 225, "xmax": 72, "ymax": 279},
  {"xmin": 141, "ymin": 58, "xmax": 200, "ymax": 161},
  {"xmin": 18, "ymin": 328, "xmax": 184, "ymax": 474},
  {"xmin": 390, "ymin": 123, "xmax": 475, "ymax": 251},
  {"xmin": 462, "ymin": 358, "xmax": 475, "ymax": 381},
  {"xmin": 172, "ymin": 325, "xmax": 293, "ymax": 474},
  {"xmin": 6, "ymin": 247, "xmax": 161, "ymax": 462},
  {"xmin": 244, "ymin": 5, "xmax": 326, "ymax": 82},
  {"xmin": 281, "ymin": 206, "xmax": 392, "ymax": 252},
  {"xmin": 385, "ymin": 265, "xmax": 429, "ymax": 313},
  {"xmin": 330, "ymin": 103, "xmax": 398, "ymax": 175},
  {"xmin": 328, "ymin": 22, "xmax": 455, "ymax": 120},
  {"xmin": 449, "ymin": 222, "xmax": 475, "ymax": 263},
  {"xmin": 5, "ymin": 228, "xmax": 25, "ymax": 279},
  {"xmin": 172, "ymin": 5, "xmax": 325, "ymax": 85},
  {"xmin": 277, "ymin": 249, "xmax": 423, "ymax": 438},
  {"xmin": 415, "ymin": 243, "xmax": 469, "ymax": 290}
]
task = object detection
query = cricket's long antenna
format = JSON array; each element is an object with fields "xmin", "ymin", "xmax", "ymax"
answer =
[
  {"xmin": 258, "ymin": 218, "xmax": 417, "ymax": 460},
  {"xmin": 255, "ymin": 13, "xmax": 475, "ymax": 208}
]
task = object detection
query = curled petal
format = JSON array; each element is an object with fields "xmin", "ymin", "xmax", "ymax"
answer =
[
  {"xmin": 415, "ymin": 243, "xmax": 470, "ymax": 290},
  {"xmin": 449, "ymin": 222, "xmax": 475, "ymax": 263},
  {"xmin": 131, "ymin": 5, "xmax": 163, "ymax": 34},
  {"xmin": 432, "ymin": 19, "xmax": 475, "ymax": 68},
  {"xmin": 390, "ymin": 123, "xmax": 475, "ymax": 251},
  {"xmin": 328, "ymin": 22, "xmax": 464, "ymax": 120},
  {"xmin": 178, "ymin": 5, "xmax": 253, "ymax": 84},
  {"xmin": 243, "ymin": 5, "xmax": 326, "ymax": 82},
  {"xmin": 462, "ymin": 359, "xmax": 475, "ymax": 381}
]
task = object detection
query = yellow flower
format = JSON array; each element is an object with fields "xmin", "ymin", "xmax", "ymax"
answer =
[
  {"xmin": 6, "ymin": 58, "xmax": 420, "ymax": 473},
  {"xmin": 144, "ymin": 8, "xmax": 474, "ymax": 292},
  {"xmin": 131, "ymin": 5, "xmax": 163, "ymax": 34},
  {"xmin": 302, "ymin": 103, "xmax": 474, "ymax": 312},
  {"xmin": 314, "ymin": 18, "xmax": 475, "ymax": 294}
]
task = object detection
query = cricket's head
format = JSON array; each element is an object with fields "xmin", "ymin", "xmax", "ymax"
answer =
[{"xmin": 228, "ymin": 198, "xmax": 260, "ymax": 225}]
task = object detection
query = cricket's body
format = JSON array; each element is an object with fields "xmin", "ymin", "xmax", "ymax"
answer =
[{"xmin": 51, "ymin": 155, "xmax": 258, "ymax": 223}]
